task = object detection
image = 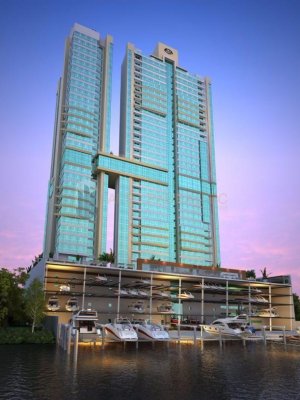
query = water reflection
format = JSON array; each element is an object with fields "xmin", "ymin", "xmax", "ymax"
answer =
[{"xmin": 1, "ymin": 343, "xmax": 300, "ymax": 400}]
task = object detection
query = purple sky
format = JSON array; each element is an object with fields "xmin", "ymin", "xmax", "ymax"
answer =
[{"xmin": 0, "ymin": 0, "xmax": 299, "ymax": 292}]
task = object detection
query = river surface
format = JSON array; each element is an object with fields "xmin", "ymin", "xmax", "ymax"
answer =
[{"xmin": 1, "ymin": 342, "xmax": 300, "ymax": 400}]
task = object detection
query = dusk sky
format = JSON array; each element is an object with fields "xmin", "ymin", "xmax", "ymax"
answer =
[{"xmin": 1, "ymin": 0, "xmax": 299, "ymax": 292}]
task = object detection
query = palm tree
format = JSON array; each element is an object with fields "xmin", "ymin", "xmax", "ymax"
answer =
[
  {"xmin": 260, "ymin": 267, "xmax": 271, "ymax": 280},
  {"xmin": 107, "ymin": 249, "xmax": 114, "ymax": 263},
  {"xmin": 98, "ymin": 249, "xmax": 114, "ymax": 263}
]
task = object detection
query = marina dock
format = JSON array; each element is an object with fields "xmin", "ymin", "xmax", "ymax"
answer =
[{"xmin": 58, "ymin": 322, "xmax": 300, "ymax": 357}]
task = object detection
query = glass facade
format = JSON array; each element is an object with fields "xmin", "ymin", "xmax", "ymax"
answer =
[
  {"xmin": 44, "ymin": 24, "xmax": 113, "ymax": 262},
  {"xmin": 114, "ymin": 43, "xmax": 220, "ymax": 267},
  {"xmin": 44, "ymin": 25, "xmax": 220, "ymax": 269},
  {"xmin": 96, "ymin": 154, "xmax": 168, "ymax": 185}
]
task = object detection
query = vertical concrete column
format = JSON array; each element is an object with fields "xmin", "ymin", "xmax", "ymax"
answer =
[
  {"xmin": 67, "ymin": 325, "xmax": 71, "ymax": 355},
  {"xmin": 201, "ymin": 278, "xmax": 204, "ymax": 324},
  {"xmin": 95, "ymin": 172, "xmax": 106, "ymax": 258},
  {"xmin": 193, "ymin": 326, "xmax": 197, "ymax": 345},
  {"xmin": 73, "ymin": 329, "xmax": 79, "ymax": 362},
  {"xmin": 226, "ymin": 280, "xmax": 229, "ymax": 317},
  {"xmin": 248, "ymin": 284, "xmax": 252, "ymax": 322},
  {"xmin": 149, "ymin": 274, "xmax": 153, "ymax": 322},
  {"xmin": 283, "ymin": 326, "xmax": 286, "ymax": 346},
  {"xmin": 117, "ymin": 270, "xmax": 122, "ymax": 318},
  {"xmin": 177, "ymin": 277, "xmax": 182, "ymax": 339},
  {"xmin": 269, "ymin": 285, "xmax": 272, "ymax": 331},
  {"xmin": 82, "ymin": 267, "xmax": 86, "ymax": 309}
]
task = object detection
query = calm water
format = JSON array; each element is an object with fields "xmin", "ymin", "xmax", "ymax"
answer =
[{"xmin": 1, "ymin": 342, "xmax": 300, "ymax": 400}]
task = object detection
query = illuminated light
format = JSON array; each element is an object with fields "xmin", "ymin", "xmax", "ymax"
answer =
[{"xmin": 77, "ymin": 341, "xmax": 103, "ymax": 347}]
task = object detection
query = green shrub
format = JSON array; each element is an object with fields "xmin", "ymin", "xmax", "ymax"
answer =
[{"xmin": 0, "ymin": 327, "xmax": 55, "ymax": 344}]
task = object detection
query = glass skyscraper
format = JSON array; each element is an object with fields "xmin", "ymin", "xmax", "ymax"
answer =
[
  {"xmin": 44, "ymin": 24, "xmax": 220, "ymax": 269},
  {"xmin": 112, "ymin": 43, "xmax": 220, "ymax": 267},
  {"xmin": 44, "ymin": 24, "xmax": 113, "ymax": 262}
]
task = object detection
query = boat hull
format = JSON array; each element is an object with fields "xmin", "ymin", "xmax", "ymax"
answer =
[
  {"xmin": 104, "ymin": 325, "xmax": 138, "ymax": 342},
  {"xmin": 135, "ymin": 325, "xmax": 169, "ymax": 341},
  {"xmin": 203, "ymin": 325, "xmax": 242, "ymax": 336},
  {"xmin": 203, "ymin": 317, "xmax": 246, "ymax": 337}
]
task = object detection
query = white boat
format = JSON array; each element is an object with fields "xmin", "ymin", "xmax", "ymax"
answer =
[
  {"xmin": 157, "ymin": 302, "xmax": 173, "ymax": 313},
  {"xmin": 114, "ymin": 288, "xmax": 128, "ymax": 296},
  {"xmin": 128, "ymin": 288, "xmax": 139, "ymax": 296},
  {"xmin": 253, "ymin": 295, "xmax": 268, "ymax": 303},
  {"xmin": 155, "ymin": 291, "xmax": 170, "ymax": 298},
  {"xmin": 203, "ymin": 283, "xmax": 215, "ymax": 290},
  {"xmin": 193, "ymin": 283, "xmax": 204, "ymax": 289},
  {"xmin": 128, "ymin": 301, "xmax": 145, "ymax": 313},
  {"xmin": 133, "ymin": 320, "xmax": 170, "ymax": 341},
  {"xmin": 257, "ymin": 307, "xmax": 279, "ymax": 317},
  {"xmin": 193, "ymin": 283, "xmax": 218, "ymax": 290},
  {"xmin": 70, "ymin": 309, "xmax": 101, "ymax": 342},
  {"xmin": 209, "ymin": 284, "xmax": 225, "ymax": 291},
  {"xmin": 65, "ymin": 297, "xmax": 79, "ymax": 312},
  {"xmin": 59, "ymin": 284, "xmax": 70, "ymax": 292},
  {"xmin": 235, "ymin": 295, "xmax": 268, "ymax": 304},
  {"xmin": 137, "ymin": 289, "xmax": 149, "ymax": 297},
  {"xmin": 47, "ymin": 296, "xmax": 60, "ymax": 311},
  {"xmin": 105, "ymin": 318, "xmax": 138, "ymax": 341},
  {"xmin": 95, "ymin": 274, "xmax": 107, "ymax": 283},
  {"xmin": 193, "ymin": 283, "xmax": 213, "ymax": 290},
  {"xmin": 177, "ymin": 291, "xmax": 194, "ymax": 299},
  {"xmin": 251, "ymin": 287, "xmax": 263, "ymax": 294},
  {"xmin": 133, "ymin": 279, "xmax": 151, "ymax": 286},
  {"xmin": 203, "ymin": 317, "xmax": 247, "ymax": 336}
]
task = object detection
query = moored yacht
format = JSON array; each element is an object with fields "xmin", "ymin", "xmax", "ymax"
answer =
[
  {"xmin": 114, "ymin": 288, "xmax": 128, "ymax": 296},
  {"xmin": 47, "ymin": 296, "xmax": 60, "ymax": 311},
  {"xmin": 253, "ymin": 295, "xmax": 268, "ymax": 303},
  {"xmin": 59, "ymin": 284, "xmax": 70, "ymax": 292},
  {"xmin": 257, "ymin": 307, "xmax": 279, "ymax": 317},
  {"xmin": 95, "ymin": 274, "xmax": 108, "ymax": 283},
  {"xmin": 177, "ymin": 291, "xmax": 194, "ymax": 299},
  {"xmin": 137, "ymin": 289, "xmax": 149, "ymax": 297},
  {"xmin": 105, "ymin": 318, "xmax": 138, "ymax": 341},
  {"xmin": 71, "ymin": 308, "xmax": 101, "ymax": 342},
  {"xmin": 203, "ymin": 317, "xmax": 247, "ymax": 337},
  {"xmin": 128, "ymin": 301, "xmax": 145, "ymax": 313},
  {"xmin": 133, "ymin": 279, "xmax": 151, "ymax": 286},
  {"xmin": 65, "ymin": 297, "xmax": 79, "ymax": 312},
  {"xmin": 154, "ymin": 291, "xmax": 170, "ymax": 298},
  {"xmin": 133, "ymin": 320, "xmax": 170, "ymax": 341},
  {"xmin": 127, "ymin": 288, "xmax": 139, "ymax": 296}
]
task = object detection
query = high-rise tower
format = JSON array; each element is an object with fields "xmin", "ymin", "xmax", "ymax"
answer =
[
  {"xmin": 112, "ymin": 43, "xmax": 220, "ymax": 267},
  {"xmin": 44, "ymin": 24, "xmax": 113, "ymax": 262},
  {"xmin": 44, "ymin": 24, "xmax": 220, "ymax": 269}
]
